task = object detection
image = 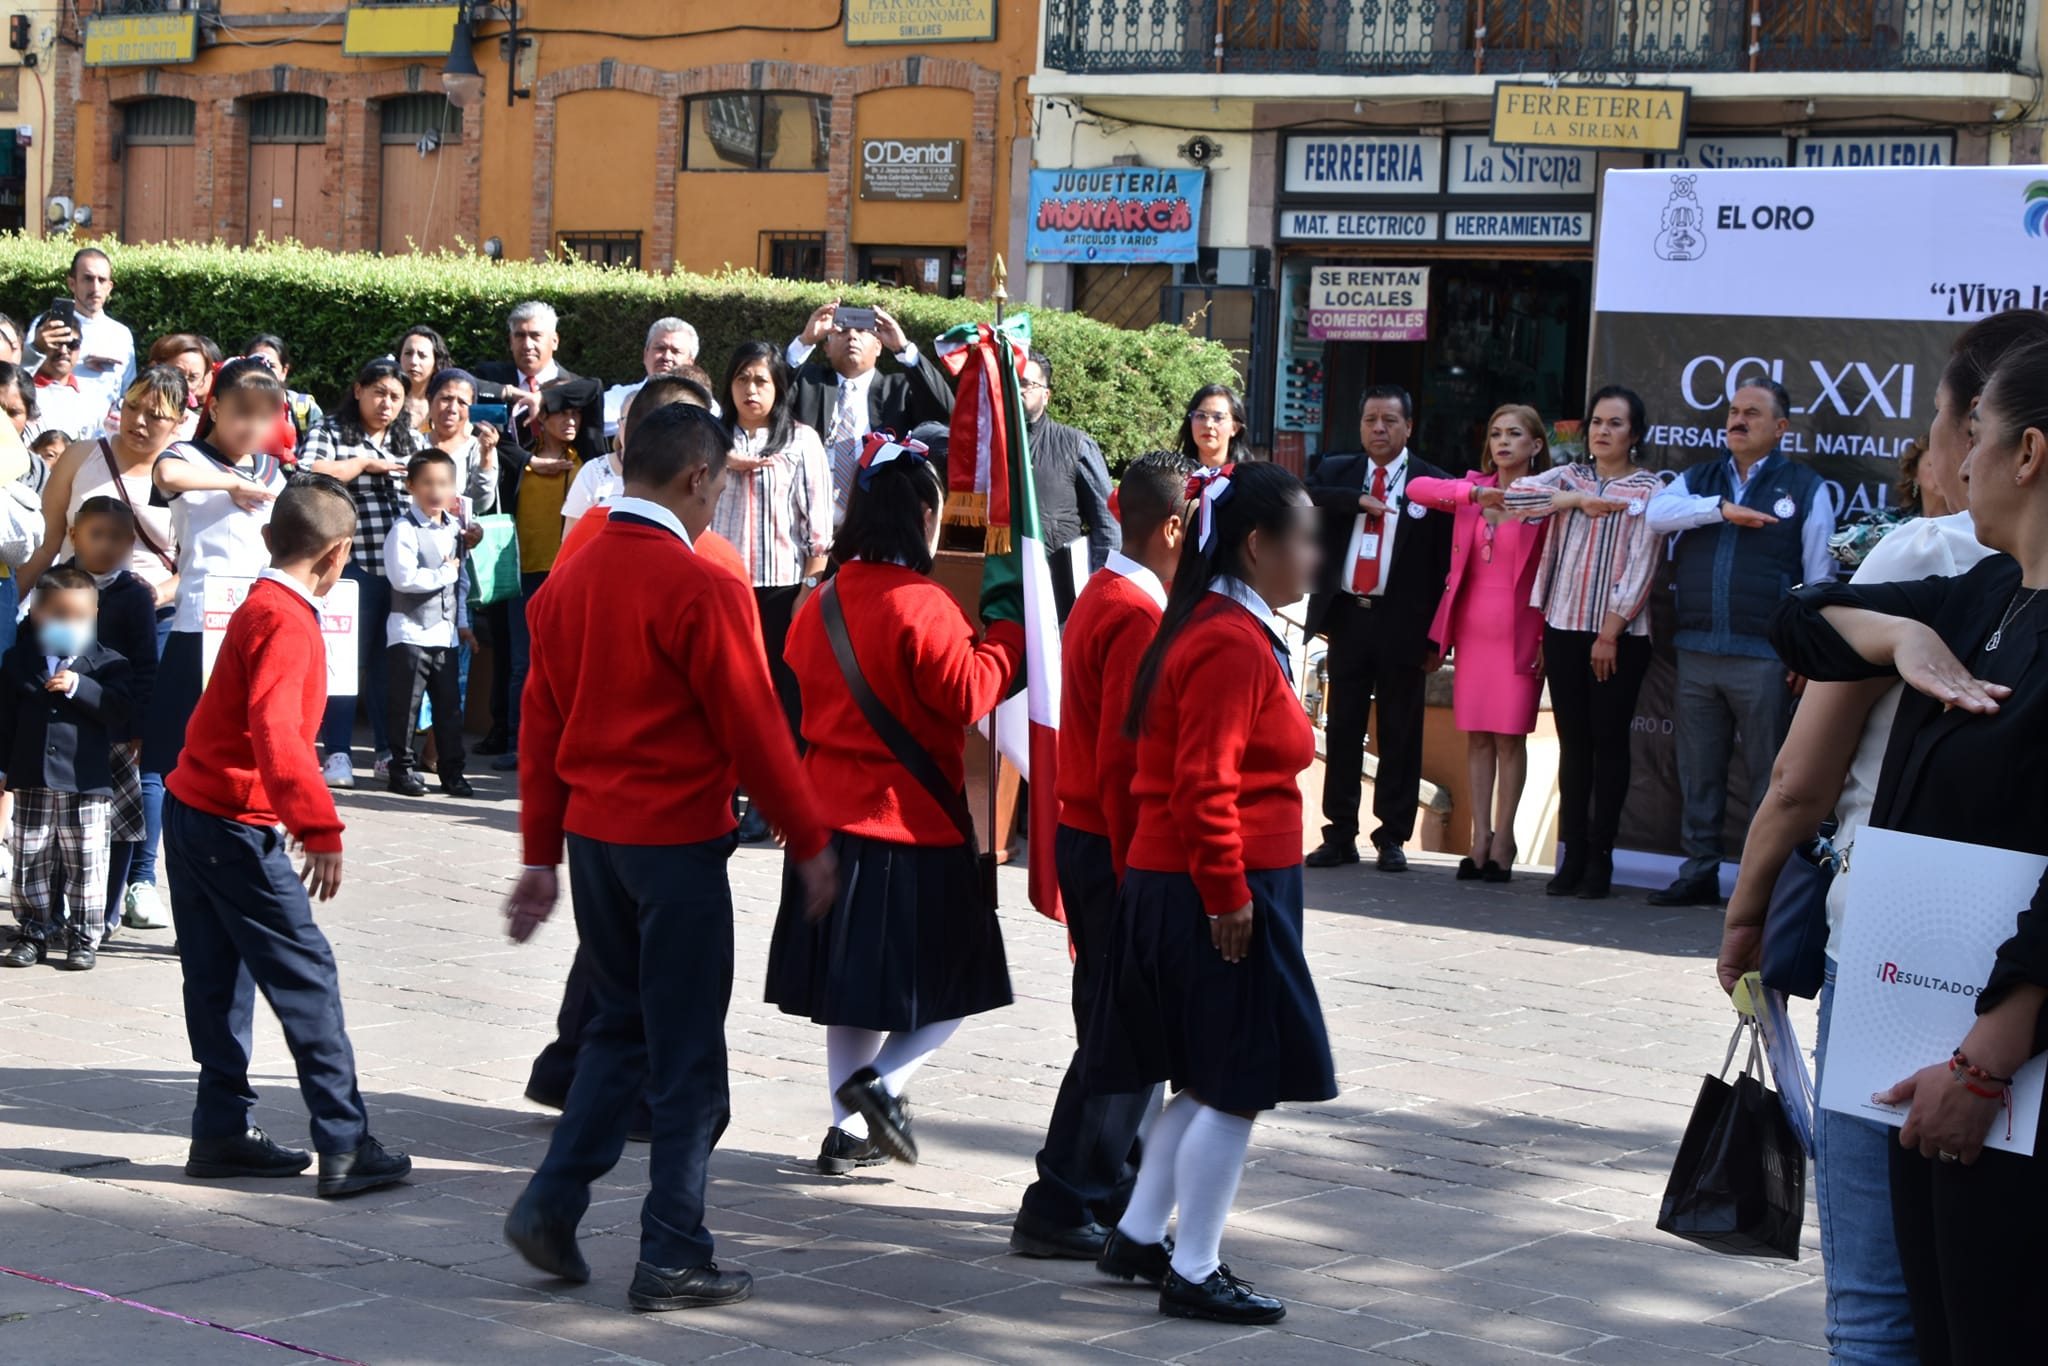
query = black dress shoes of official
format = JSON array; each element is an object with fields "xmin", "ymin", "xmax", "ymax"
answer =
[
  {"xmin": 441, "ymin": 777, "xmax": 476, "ymax": 799},
  {"xmin": 1159, "ymin": 1264, "xmax": 1286, "ymax": 1324},
  {"xmin": 1648, "ymin": 873, "xmax": 1721, "ymax": 907},
  {"xmin": 628, "ymin": 1260, "xmax": 754, "ymax": 1312},
  {"xmin": 388, "ymin": 770, "xmax": 428, "ymax": 798},
  {"xmin": 315, "ymin": 1136, "xmax": 412, "ymax": 1198},
  {"xmin": 1096, "ymin": 1227, "xmax": 1174, "ymax": 1286},
  {"xmin": 1375, "ymin": 845, "xmax": 1409, "ymax": 873},
  {"xmin": 185, "ymin": 1127, "xmax": 313, "ymax": 1179},
  {"xmin": 817, "ymin": 1125, "xmax": 889, "ymax": 1175},
  {"xmin": 1303, "ymin": 839, "xmax": 1359, "ymax": 868},
  {"xmin": 1010, "ymin": 1207, "xmax": 1113, "ymax": 1260},
  {"xmin": 834, "ymin": 1067, "xmax": 918, "ymax": 1164},
  {"xmin": 504, "ymin": 1192, "xmax": 591, "ymax": 1284}
]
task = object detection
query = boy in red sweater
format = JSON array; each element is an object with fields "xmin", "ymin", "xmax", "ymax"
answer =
[
  {"xmin": 1012, "ymin": 450, "xmax": 1192, "ymax": 1260},
  {"xmin": 501, "ymin": 402, "xmax": 835, "ymax": 1313},
  {"xmin": 164, "ymin": 474, "xmax": 412, "ymax": 1199}
]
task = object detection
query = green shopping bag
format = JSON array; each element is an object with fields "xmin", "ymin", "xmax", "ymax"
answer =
[{"xmin": 467, "ymin": 514, "xmax": 520, "ymax": 606}]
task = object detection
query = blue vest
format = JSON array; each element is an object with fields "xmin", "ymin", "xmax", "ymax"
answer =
[{"xmin": 1671, "ymin": 451, "xmax": 1823, "ymax": 659}]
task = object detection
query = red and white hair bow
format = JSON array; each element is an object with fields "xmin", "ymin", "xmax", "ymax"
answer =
[
  {"xmin": 1185, "ymin": 463, "xmax": 1236, "ymax": 553},
  {"xmin": 856, "ymin": 430, "xmax": 930, "ymax": 490}
]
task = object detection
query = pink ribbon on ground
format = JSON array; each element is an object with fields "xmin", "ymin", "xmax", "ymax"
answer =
[{"xmin": 0, "ymin": 1264, "xmax": 371, "ymax": 1365}]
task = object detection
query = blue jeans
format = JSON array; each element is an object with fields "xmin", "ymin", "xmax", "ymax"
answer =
[
  {"xmin": 1815, "ymin": 970, "xmax": 1917, "ymax": 1365},
  {"xmin": 506, "ymin": 571, "xmax": 548, "ymax": 747},
  {"xmin": 523, "ymin": 833, "xmax": 737, "ymax": 1268},
  {"xmin": 0, "ymin": 574, "xmax": 18, "ymax": 654},
  {"xmin": 320, "ymin": 564, "xmax": 393, "ymax": 758},
  {"xmin": 130, "ymin": 608, "xmax": 176, "ymax": 889}
]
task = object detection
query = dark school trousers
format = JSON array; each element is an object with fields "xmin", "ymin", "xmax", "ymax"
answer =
[
  {"xmin": 386, "ymin": 641, "xmax": 467, "ymax": 784},
  {"xmin": 1019, "ymin": 825, "xmax": 1149, "ymax": 1228},
  {"xmin": 522, "ymin": 833, "xmax": 738, "ymax": 1270},
  {"xmin": 526, "ymin": 944, "xmax": 654, "ymax": 1130},
  {"xmin": 1543, "ymin": 628, "xmax": 1652, "ymax": 853},
  {"xmin": 1321, "ymin": 594, "xmax": 1428, "ymax": 849},
  {"xmin": 163, "ymin": 795, "xmax": 369, "ymax": 1155}
]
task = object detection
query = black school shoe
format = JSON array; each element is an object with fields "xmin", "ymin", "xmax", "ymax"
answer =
[
  {"xmin": 628, "ymin": 1260, "xmax": 754, "ymax": 1312},
  {"xmin": 817, "ymin": 1126, "xmax": 889, "ymax": 1175},
  {"xmin": 1097, "ymin": 1228, "xmax": 1173, "ymax": 1286},
  {"xmin": 186, "ymin": 1127, "xmax": 313, "ymax": 1179},
  {"xmin": 1375, "ymin": 846, "xmax": 1410, "ymax": 873},
  {"xmin": 1159, "ymin": 1265, "xmax": 1286, "ymax": 1324},
  {"xmin": 387, "ymin": 770, "xmax": 428, "ymax": 798},
  {"xmin": 61, "ymin": 938, "xmax": 96, "ymax": 971},
  {"xmin": 441, "ymin": 776, "xmax": 476, "ymax": 798},
  {"xmin": 833, "ymin": 1067, "xmax": 918, "ymax": 1164},
  {"xmin": 504, "ymin": 1190, "xmax": 591, "ymax": 1283},
  {"xmin": 1648, "ymin": 874, "xmax": 1720, "ymax": 907},
  {"xmin": 316, "ymin": 1136, "xmax": 412, "ymax": 1198},
  {"xmin": 1010, "ymin": 1208, "xmax": 1110, "ymax": 1260},
  {"xmin": 1303, "ymin": 840, "xmax": 1359, "ymax": 868},
  {"xmin": 1, "ymin": 935, "xmax": 43, "ymax": 967}
]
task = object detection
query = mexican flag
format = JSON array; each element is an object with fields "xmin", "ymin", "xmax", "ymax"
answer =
[{"xmin": 936, "ymin": 317, "xmax": 1064, "ymax": 924}]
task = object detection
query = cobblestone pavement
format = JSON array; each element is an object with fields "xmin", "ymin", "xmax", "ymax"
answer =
[{"xmin": 0, "ymin": 772, "xmax": 1826, "ymax": 1365}]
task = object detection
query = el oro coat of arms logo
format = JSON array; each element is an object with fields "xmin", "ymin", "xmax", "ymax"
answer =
[{"xmin": 1653, "ymin": 174, "xmax": 1709, "ymax": 261}]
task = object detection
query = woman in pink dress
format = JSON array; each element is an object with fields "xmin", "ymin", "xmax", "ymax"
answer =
[{"xmin": 1406, "ymin": 405, "xmax": 1551, "ymax": 881}]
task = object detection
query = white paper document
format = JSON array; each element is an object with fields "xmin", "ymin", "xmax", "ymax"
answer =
[{"xmin": 1821, "ymin": 827, "xmax": 2047, "ymax": 1156}]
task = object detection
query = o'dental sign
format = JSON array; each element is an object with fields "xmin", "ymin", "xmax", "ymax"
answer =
[
  {"xmin": 859, "ymin": 139, "xmax": 963, "ymax": 202},
  {"xmin": 1308, "ymin": 266, "xmax": 1429, "ymax": 342}
]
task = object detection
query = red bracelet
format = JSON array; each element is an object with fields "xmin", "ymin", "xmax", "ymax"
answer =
[{"xmin": 1952, "ymin": 1048, "xmax": 2016, "ymax": 1087}]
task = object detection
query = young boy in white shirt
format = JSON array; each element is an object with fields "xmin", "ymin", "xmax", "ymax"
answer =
[{"xmin": 383, "ymin": 449, "xmax": 477, "ymax": 798}]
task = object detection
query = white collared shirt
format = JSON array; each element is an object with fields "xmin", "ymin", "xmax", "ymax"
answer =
[
  {"xmin": 609, "ymin": 495, "xmax": 694, "ymax": 548},
  {"xmin": 517, "ymin": 360, "xmax": 562, "ymax": 393},
  {"xmin": 1209, "ymin": 574, "xmax": 1291, "ymax": 678},
  {"xmin": 26, "ymin": 308, "xmax": 136, "ymax": 413},
  {"xmin": 1344, "ymin": 449, "xmax": 1411, "ymax": 598},
  {"xmin": 1105, "ymin": 550, "xmax": 1167, "ymax": 610},
  {"xmin": 786, "ymin": 337, "xmax": 922, "ymax": 374},
  {"xmin": 258, "ymin": 566, "xmax": 324, "ymax": 622},
  {"xmin": 42, "ymin": 654, "xmax": 79, "ymax": 697}
]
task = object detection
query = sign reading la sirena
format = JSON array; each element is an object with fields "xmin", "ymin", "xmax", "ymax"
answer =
[{"xmin": 1492, "ymin": 83, "xmax": 1691, "ymax": 153}]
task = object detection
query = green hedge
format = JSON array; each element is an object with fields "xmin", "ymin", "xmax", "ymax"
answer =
[{"xmin": 0, "ymin": 237, "xmax": 1237, "ymax": 467}]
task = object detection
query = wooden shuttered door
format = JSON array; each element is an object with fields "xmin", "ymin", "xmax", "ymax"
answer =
[
  {"xmin": 247, "ymin": 95, "xmax": 327, "ymax": 246},
  {"xmin": 120, "ymin": 97, "xmax": 200, "ymax": 245},
  {"xmin": 379, "ymin": 95, "xmax": 463, "ymax": 254}
]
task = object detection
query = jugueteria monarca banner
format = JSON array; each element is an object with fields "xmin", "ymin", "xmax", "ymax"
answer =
[{"xmin": 1590, "ymin": 166, "xmax": 2044, "ymax": 873}]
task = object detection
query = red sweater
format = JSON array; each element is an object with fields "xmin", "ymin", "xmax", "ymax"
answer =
[
  {"xmin": 519, "ymin": 513, "xmax": 826, "ymax": 865},
  {"xmin": 1055, "ymin": 566, "xmax": 1164, "ymax": 873},
  {"xmin": 1126, "ymin": 595, "xmax": 1314, "ymax": 915},
  {"xmin": 556, "ymin": 505, "xmax": 747, "ymax": 579},
  {"xmin": 167, "ymin": 576, "xmax": 344, "ymax": 852},
  {"xmin": 786, "ymin": 560, "xmax": 1024, "ymax": 845}
]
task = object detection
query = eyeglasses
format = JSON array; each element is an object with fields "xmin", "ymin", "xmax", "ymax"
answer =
[
  {"xmin": 49, "ymin": 339, "xmax": 80, "ymax": 353},
  {"xmin": 1189, "ymin": 411, "xmax": 1234, "ymax": 426},
  {"xmin": 1020, "ymin": 381, "xmax": 1049, "ymax": 394}
]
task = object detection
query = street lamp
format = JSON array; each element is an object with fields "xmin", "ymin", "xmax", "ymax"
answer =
[{"xmin": 442, "ymin": 5, "xmax": 485, "ymax": 111}]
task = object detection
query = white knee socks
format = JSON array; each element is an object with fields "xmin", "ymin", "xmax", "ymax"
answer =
[
  {"xmin": 823, "ymin": 1019, "xmax": 964, "ymax": 1140},
  {"xmin": 1115, "ymin": 1089, "xmax": 1201, "ymax": 1244},
  {"xmin": 1168, "ymin": 1106, "xmax": 1254, "ymax": 1283}
]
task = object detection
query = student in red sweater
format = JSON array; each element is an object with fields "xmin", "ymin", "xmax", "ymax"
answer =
[
  {"xmin": 1085, "ymin": 461, "xmax": 1337, "ymax": 1326},
  {"xmin": 764, "ymin": 435, "xmax": 1023, "ymax": 1176},
  {"xmin": 165, "ymin": 474, "xmax": 412, "ymax": 1199},
  {"xmin": 501, "ymin": 402, "xmax": 836, "ymax": 1315},
  {"xmin": 547, "ymin": 372, "xmax": 719, "ymax": 573},
  {"xmin": 1012, "ymin": 450, "xmax": 1193, "ymax": 1259}
]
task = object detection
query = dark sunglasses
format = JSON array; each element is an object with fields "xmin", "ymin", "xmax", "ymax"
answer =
[{"xmin": 49, "ymin": 338, "xmax": 80, "ymax": 353}]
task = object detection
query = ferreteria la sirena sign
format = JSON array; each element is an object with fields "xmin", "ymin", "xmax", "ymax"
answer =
[{"xmin": 1491, "ymin": 83, "xmax": 1691, "ymax": 153}]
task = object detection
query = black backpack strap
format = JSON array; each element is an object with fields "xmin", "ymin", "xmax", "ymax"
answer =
[{"xmin": 819, "ymin": 580, "xmax": 980, "ymax": 852}]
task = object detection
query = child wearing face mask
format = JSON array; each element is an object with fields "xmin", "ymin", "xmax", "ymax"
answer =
[{"xmin": 0, "ymin": 566, "xmax": 134, "ymax": 972}]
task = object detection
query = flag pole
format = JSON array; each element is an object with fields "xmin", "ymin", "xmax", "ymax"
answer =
[{"xmin": 987, "ymin": 253, "xmax": 1008, "ymax": 877}]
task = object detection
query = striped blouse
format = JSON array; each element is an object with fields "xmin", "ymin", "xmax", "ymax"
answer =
[
  {"xmin": 1503, "ymin": 463, "xmax": 1667, "ymax": 637},
  {"xmin": 708, "ymin": 421, "xmax": 833, "ymax": 589}
]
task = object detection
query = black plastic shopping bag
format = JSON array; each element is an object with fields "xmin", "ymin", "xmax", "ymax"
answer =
[{"xmin": 1657, "ymin": 1019, "xmax": 1806, "ymax": 1260}]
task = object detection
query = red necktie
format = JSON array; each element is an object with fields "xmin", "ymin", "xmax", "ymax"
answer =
[{"xmin": 1350, "ymin": 465, "xmax": 1389, "ymax": 595}]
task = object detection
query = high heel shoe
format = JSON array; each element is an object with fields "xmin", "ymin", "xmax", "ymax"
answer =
[
  {"xmin": 1483, "ymin": 842, "xmax": 1516, "ymax": 883},
  {"xmin": 1456, "ymin": 857, "xmax": 1484, "ymax": 881}
]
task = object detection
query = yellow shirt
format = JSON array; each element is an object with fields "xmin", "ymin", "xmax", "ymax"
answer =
[{"xmin": 516, "ymin": 463, "xmax": 573, "ymax": 574}]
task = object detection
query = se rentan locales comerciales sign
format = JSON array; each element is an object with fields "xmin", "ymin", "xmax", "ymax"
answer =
[
  {"xmin": 859, "ymin": 139, "xmax": 964, "ymax": 202},
  {"xmin": 83, "ymin": 14, "xmax": 198, "ymax": 67},
  {"xmin": 1308, "ymin": 266, "xmax": 1430, "ymax": 342},
  {"xmin": 1491, "ymin": 82, "xmax": 1691, "ymax": 153},
  {"xmin": 846, "ymin": 0, "xmax": 997, "ymax": 45}
]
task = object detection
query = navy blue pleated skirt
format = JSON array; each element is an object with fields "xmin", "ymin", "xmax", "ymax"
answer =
[
  {"xmin": 1084, "ymin": 864, "xmax": 1337, "ymax": 1113},
  {"xmin": 764, "ymin": 830, "xmax": 1013, "ymax": 1031},
  {"xmin": 141, "ymin": 630, "xmax": 204, "ymax": 777}
]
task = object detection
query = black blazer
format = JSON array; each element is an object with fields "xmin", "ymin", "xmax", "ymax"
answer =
[
  {"xmin": 63, "ymin": 562, "xmax": 156, "ymax": 741},
  {"xmin": 788, "ymin": 352, "xmax": 956, "ymax": 445},
  {"xmin": 0, "ymin": 638, "xmax": 132, "ymax": 796},
  {"xmin": 472, "ymin": 362, "xmax": 607, "ymax": 463},
  {"xmin": 1302, "ymin": 450, "xmax": 1454, "ymax": 656}
]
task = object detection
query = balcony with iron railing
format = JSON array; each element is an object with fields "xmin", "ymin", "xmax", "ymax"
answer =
[{"xmin": 1042, "ymin": 0, "xmax": 2028, "ymax": 77}]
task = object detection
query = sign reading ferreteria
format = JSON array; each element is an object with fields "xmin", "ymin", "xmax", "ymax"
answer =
[
  {"xmin": 1491, "ymin": 82, "xmax": 1691, "ymax": 153},
  {"xmin": 859, "ymin": 139, "xmax": 963, "ymax": 202},
  {"xmin": 84, "ymin": 14, "xmax": 198, "ymax": 67},
  {"xmin": 846, "ymin": 0, "xmax": 996, "ymax": 45}
]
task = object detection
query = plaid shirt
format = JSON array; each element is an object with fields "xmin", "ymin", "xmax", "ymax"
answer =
[
  {"xmin": 297, "ymin": 417, "xmax": 422, "ymax": 575},
  {"xmin": 709, "ymin": 422, "xmax": 833, "ymax": 588},
  {"xmin": 1503, "ymin": 463, "xmax": 1666, "ymax": 637}
]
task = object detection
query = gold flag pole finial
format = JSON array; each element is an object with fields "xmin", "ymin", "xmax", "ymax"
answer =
[{"xmin": 991, "ymin": 253, "xmax": 1009, "ymax": 306}]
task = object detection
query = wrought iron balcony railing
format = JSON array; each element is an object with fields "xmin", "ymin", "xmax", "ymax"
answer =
[{"xmin": 1042, "ymin": 0, "xmax": 2027, "ymax": 76}]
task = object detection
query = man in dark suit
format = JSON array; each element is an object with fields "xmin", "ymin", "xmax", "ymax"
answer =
[
  {"xmin": 472, "ymin": 299, "xmax": 607, "ymax": 464},
  {"xmin": 1303, "ymin": 385, "xmax": 1453, "ymax": 872},
  {"xmin": 783, "ymin": 301, "xmax": 956, "ymax": 520}
]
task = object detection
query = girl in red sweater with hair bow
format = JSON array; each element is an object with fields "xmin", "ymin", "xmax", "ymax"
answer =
[
  {"xmin": 766, "ymin": 434, "xmax": 1024, "ymax": 1177},
  {"xmin": 1085, "ymin": 460, "xmax": 1337, "ymax": 1327}
]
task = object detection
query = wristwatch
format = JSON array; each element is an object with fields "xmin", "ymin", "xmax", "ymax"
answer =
[{"xmin": 802, "ymin": 574, "xmax": 821, "ymax": 589}]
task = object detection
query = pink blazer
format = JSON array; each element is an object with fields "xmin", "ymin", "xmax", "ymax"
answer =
[{"xmin": 1405, "ymin": 472, "xmax": 1548, "ymax": 675}]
